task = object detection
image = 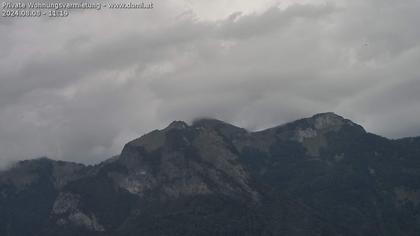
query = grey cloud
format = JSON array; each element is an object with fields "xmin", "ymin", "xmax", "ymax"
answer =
[
  {"xmin": 1, "ymin": 0, "xmax": 420, "ymax": 167},
  {"xmin": 220, "ymin": 3, "xmax": 336, "ymax": 39}
]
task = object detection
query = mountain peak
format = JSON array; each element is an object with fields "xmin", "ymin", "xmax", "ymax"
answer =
[
  {"xmin": 166, "ymin": 120, "xmax": 188, "ymax": 130},
  {"xmin": 312, "ymin": 112, "xmax": 342, "ymax": 119},
  {"xmin": 253, "ymin": 112, "xmax": 365, "ymax": 156},
  {"xmin": 192, "ymin": 118, "xmax": 247, "ymax": 139},
  {"xmin": 308, "ymin": 112, "xmax": 364, "ymax": 132},
  {"xmin": 192, "ymin": 118, "xmax": 229, "ymax": 127},
  {"xmin": 309, "ymin": 112, "xmax": 348, "ymax": 130}
]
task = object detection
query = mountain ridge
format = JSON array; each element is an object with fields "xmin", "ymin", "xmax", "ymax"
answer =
[
  {"xmin": 1, "ymin": 112, "xmax": 420, "ymax": 236},
  {"xmin": 3, "ymin": 112, "xmax": 415, "ymax": 168}
]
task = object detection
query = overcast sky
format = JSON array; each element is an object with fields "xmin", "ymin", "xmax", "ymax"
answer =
[{"xmin": 1, "ymin": 0, "xmax": 420, "ymax": 166}]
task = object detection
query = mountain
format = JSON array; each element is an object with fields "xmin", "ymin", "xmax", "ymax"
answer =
[{"xmin": 1, "ymin": 112, "xmax": 420, "ymax": 236}]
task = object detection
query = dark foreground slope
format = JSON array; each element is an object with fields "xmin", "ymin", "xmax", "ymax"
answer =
[{"xmin": 1, "ymin": 113, "xmax": 420, "ymax": 236}]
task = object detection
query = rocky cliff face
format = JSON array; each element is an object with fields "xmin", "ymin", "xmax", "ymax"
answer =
[{"xmin": 1, "ymin": 113, "xmax": 420, "ymax": 236}]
